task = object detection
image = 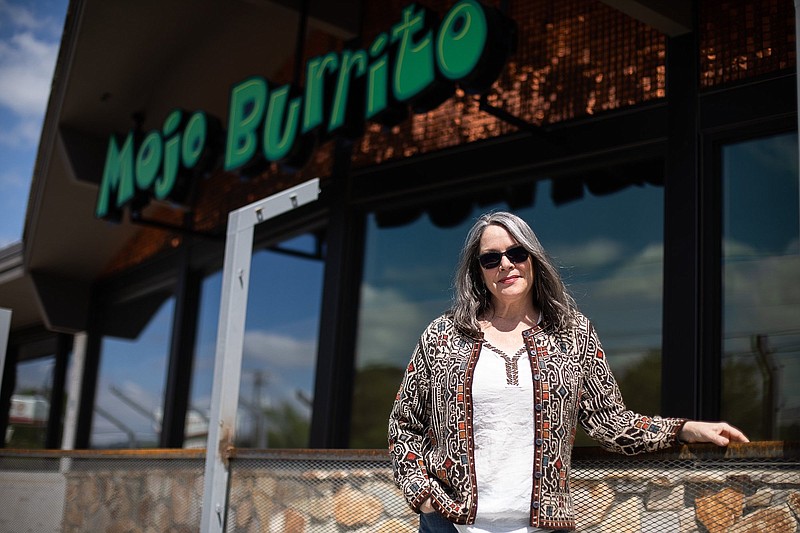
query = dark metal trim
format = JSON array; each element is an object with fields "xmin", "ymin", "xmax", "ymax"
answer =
[
  {"xmin": 159, "ymin": 240, "xmax": 202, "ymax": 448},
  {"xmin": 661, "ymin": 28, "xmax": 701, "ymax": 419},
  {"xmin": 310, "ymin": 139, "xmax": 363, "ymax": 448},
  {"xmin": 129, "ymin": 210, "xmax": 223, "ymax": 240},
  {"xmin": 0, "ymin": 344, "xmax": 16, "ymax": 449},
  {"xmin": 45, "ymin": 333, "xmax": 73, "ymax": 448}
]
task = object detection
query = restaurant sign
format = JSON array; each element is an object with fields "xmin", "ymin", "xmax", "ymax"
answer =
[{"xmin": 96, "ymin": 0, "xmax": 515, "ymax": 219}]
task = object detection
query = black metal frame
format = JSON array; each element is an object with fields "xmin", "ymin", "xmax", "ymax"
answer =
[
  {"xmin": 697, "ymin": 77, "xmax": 798, "ymax": 424},
  {"xmin": 662, "ymin": 29, "xmax": 702, "ymax": 419},
  {"xmin": 0, "ymin": 327, "xmax": 71, "ymax": 449}
]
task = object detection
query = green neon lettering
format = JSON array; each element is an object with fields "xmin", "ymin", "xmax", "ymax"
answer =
[
  {"xmin": 436, "ymin": 0, "xmax": 488, "ymax": 81},
  {"xmin": 96, "ymin": 133, "xmax": 135, "ymax": 218},
  {"xmin": 264, "ymin": 85, "xmax": 303, "ymax": 161},
  {"xmin": 135, "ymin": 131, "xmax": 162, "ymax": 191},
  {"xmin": 182, "ymin": 112, "xmax": 207, "ymax": 168},
  {"xmin": 163, "ymin": 109, "xmax": 182, "ymax": 137},
  {"xmin": 391, "ymin": 4, "xmax": 434, "ymax": 102},
  {"xmin": 329, "ymin": 50, "xmax": 367, "ymax": 132},
  {"xmin": 224, "ymin": 77, "xmax": 267, "ymax": 171},
  {"xmin": 95, "ymin": 2, "xmax": 511, "ymax": 218},
  {"xmin": 303, "ymin": 53, "xmax": 339, "ymax": 134},
  {"xmin": 366, "ymin": 33, "xmax": 389, "ymax": 119},
  {"xmin": 158, "ymin": 110, "xmax": 183, "ymax": 201}
]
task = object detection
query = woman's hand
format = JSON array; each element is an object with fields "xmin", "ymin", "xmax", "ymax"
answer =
[
  {"xmin": 420, "ymin": 497, "xmax": 435, "ymax": 514},
  {"xmin": 679, "ymin": 421, "xmax": 749, "ymax": 446}
]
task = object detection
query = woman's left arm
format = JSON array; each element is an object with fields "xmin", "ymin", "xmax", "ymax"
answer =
[
  {"xmin": 578, "ymin": 320, "xmax": 750, "ymax": 451},
  {"xmin": 577, "ymin": 320, "xmax": 687, "ymax": 454}
]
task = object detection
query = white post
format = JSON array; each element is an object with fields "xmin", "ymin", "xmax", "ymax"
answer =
[
  {"xmin": 200, "ymin": 178, "xmax": 320, "ymax": 533},
  {"xmin": 60, "ymin": 332, "xmax": 87, "ymax": 451},
  {"xmin": 0, "ymin": 307, "xmax": 10, "ymax": 418}
]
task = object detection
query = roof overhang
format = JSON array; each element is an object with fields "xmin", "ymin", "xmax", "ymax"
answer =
[
  {"xmin": 6, "ymin": 0, "xmax": 684, "ymax": 335},
  {"xmin": 0, "ymin": 244, "xmax": 40, "ymax": 331},
  {"xmin": 12, "ymin": 0, "xmax": 359, "ymax": 333}
]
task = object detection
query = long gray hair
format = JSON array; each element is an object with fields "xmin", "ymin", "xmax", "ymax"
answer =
[{"xmin": 450, "ymin": 211, "xmax": 578, "ymax": 338}]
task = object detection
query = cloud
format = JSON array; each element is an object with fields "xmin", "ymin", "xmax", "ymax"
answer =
[
  {"xmin": 112, "ymin": 380, "xmax": 159, "ymax": 417},
  {"xmin": 722, "ymin": 239, "xmax": 800, "ymax": 336},
  {"xmin": 567, "ymin": 243, "xmax": 664, "ymax": 355},
  {"xmin": 0, "ymin": 167, "xmax": 24, "ymax": 188},
  {"xmin": 0, "ymin": 114, "xmax": 42, "ymax": 147},
  {"xmin": 723, "ymin": 238, "xmax": 760, "ymax": 259},
  {"xmin": 735, "ymin": 134, "xmax": 799, "ymax": 178},
  {"xmin": 786, "ymin": 238, "xmax": 800, "ymax": 256},
  {"xmin": 549, "ymin": 238, "xmax": 625, "ymax": 270},
  {"xmin": 88, "ymin": 379, "xmax": 160, "ymax": 445},
  {"xmin": 0, "ymin": 1, "xmax": 63, "ymax": 150},
  {"xmin": 243, "ymin": 330, "xmax": 317, "ymax": 369},
  {"xmin": 591, "ymin": 242, "xmax": 663, "ymax": 302},
  {"xmin": 356, "ymin": 283, "xmax": 448, "ymax": 367},
  {"xmin": 0, "ymin": 167, "xmax": 27, "ymax": 246},
  {"xmin": 0, "ymin": 0, "xmax": 50, "ymax": 32},
  {"xmin": 0, "ymin": 31, "xmax": 59, "ymax": 117}
]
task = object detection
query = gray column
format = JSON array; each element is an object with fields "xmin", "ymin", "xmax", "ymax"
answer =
[{"xmin": 200, "ymin": 179, "xmax": 320, "ymax": 533}]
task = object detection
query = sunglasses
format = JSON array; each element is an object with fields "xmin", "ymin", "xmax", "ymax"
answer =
[{"xmin": 478, "ymin": 245, "xmax": 530, "ymax": 269}]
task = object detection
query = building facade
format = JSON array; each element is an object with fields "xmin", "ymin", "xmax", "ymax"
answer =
[{"xmin": 0, "ymin": 0, "xmax": 797, "ymax": 453}]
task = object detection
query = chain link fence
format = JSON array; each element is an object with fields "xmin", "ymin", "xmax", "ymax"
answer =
[{"xmin": 0, "ymin": 443, "xmax": 798, "ymax": 532}]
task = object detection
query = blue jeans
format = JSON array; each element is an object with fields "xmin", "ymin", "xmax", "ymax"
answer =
[
  {"xmin": 419, "ymin": 513, "xmax": 568, "ymax": 532},
  {"xmin": 419, "ymin": 511, "xmax": 457, "ymax": 532}
]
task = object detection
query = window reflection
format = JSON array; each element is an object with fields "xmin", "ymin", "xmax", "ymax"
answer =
[
  {"xmin": 91, "ymin": 297, "xmax": 174, "ymax": 448},
  {"xmin": 722, "ymin": 132, "xmax": 800, "ymax": 440},
  {"xmin": 189, "ymin": 270, "xmax": 222, "ymax": 449},
  {"xmin": 352, "ymin": 177, "xmax": 664, "ymax": 448},
  {"xmin": 192, "ymin": 234, "xmax": 324, "ymax": 449},
  {"xmin": 241, "ymin": 235, "xmax": 323, "ymax": 448},
  {"xmin": 6, "ymin": 356, "xmax": 55, "ymax": 449}
]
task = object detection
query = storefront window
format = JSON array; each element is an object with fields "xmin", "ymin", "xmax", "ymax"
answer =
[
  {"xmin": 351, "ymin": 177, "xmax": 664, "ymax": 448},
  {"xmin": 6, "ymin": 355, "xmax": 55, "ymax": 448},
  {"xmin": 189, "ymin": 270, "xmax": 222, "ymax": 449},
  {"xmin": 90, "ymin": 297, "xmax": 174, "ymax": 448},
  {"xmin": 721, "ymin": 132, "xmax": 800, "ymax": 440},
  {"xmin": 191, "ymin": 234, "xmax": 324, "ymax": 449}
]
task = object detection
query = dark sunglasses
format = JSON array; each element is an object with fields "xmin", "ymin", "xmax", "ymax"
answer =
[{"xmin": 478, "ymin": 246, "xmax": 530, "ymax": 269}]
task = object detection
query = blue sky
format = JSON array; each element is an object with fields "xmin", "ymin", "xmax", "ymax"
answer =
[{"xmin": 0, "ymin": 0, "xmax": 68, "ymax": 248}]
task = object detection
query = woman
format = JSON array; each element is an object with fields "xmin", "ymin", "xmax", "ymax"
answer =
[{"xmin": 388, "ymin": 211, "xmax": 748, "ymax": 533}]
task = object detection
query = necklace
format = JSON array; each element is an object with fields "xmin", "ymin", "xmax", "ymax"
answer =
[{"xmin": 482, "ymin": 342, "xmax": 527, "ymax": 385}]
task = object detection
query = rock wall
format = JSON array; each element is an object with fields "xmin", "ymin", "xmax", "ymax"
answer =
[
  {"xmin": 569, "ymin": 466, "xmax": 800, "ymax": 532},
  {"xmin": 226, "ymin": 463, "xmax": 416, "ymax": 533},
  {"xmin": 62, "ymin": 466, "xmax": 204, "ymax": 533},
  {"xmin": 53, "ymin": 446, "xmax": 800, "ymax": 532}
]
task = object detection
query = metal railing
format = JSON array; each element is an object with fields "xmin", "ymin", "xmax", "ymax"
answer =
[{"xmin": 0, "ymin": 442, "xmax": 798, "ymax": 532}]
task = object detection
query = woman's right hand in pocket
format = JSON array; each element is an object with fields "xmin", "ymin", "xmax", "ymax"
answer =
[{"xmin": 420, "ymin": 497, "xmax": 435, "ymax": 514}]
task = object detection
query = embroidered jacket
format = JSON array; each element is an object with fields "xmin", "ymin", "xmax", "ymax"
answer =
[{"xmin": 388, "ymin": 313, "xmax": 686, "ymax": 531}]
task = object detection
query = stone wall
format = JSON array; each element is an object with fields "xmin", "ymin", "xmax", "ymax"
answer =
[
  {"xmin": 227, "ymin": 461, "xmax": 415, "ymax": 533},
  {"xmin": 6, "ymin": 444, "xmax": 797, "ymax": 532},
  {"xmin": 570, "ymin": 466, "xmax": 800, "ymax": 532},
  {"xmin": 61, "ymin": 465, "xmax": 204, "ymax": 533},
  {"xmin": 225, "ymin": 452, "xmax": 800, "ymax": 533}
]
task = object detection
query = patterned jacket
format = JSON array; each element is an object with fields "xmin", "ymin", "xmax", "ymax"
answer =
[{"xmin": 388, "ymin": 313, "xmax": 686, "ymax": 530}]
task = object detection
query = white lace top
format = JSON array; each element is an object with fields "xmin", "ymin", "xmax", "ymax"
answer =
[{"xmin": 453, "ymin": 340, "xmax": 550, "ymax": 533}]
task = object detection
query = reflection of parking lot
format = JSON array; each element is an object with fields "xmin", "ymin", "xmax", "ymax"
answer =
[
  {"xmin": 6, "ymin": 395, "xmax": 49, "ymax": 447},
  {"xmin": 9, "ymin": 395, "xmax": 49, "ymax": 425}
]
